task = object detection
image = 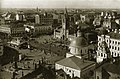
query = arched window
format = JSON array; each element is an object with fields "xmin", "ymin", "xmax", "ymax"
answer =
[{"xmin": 81, "ymin": 50, "xmax": 82, "ymax": 54}]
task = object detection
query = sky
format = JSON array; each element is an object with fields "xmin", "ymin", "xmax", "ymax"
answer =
[{"xmin": 1, "ymin": 0, "xmax": 120, "ymax": 8}]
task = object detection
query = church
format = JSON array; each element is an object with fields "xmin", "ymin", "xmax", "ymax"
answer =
[{"xmin": 55, "ymin": 30, "xmax": 95, "ymax": 78}]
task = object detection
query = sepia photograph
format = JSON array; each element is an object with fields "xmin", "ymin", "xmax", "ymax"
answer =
[{"xmin": 0, "ymin": 0, "xmax": 120, "ymax": 79}]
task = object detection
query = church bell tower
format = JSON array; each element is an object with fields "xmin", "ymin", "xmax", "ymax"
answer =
[{"xmin": 61, "ymin": 8, "xmax": 69, "ymax": 40}]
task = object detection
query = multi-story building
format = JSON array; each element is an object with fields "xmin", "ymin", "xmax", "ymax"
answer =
[
  {"xmin": 39, "ymin": 13, "xmax": 53, "ymax": 25},
  {"xmin": 24, "ymin": 24, "xmax": 53, "ymax": 36},
  {"xmin": 97, "ymin": 29, "xmax": 120, "ymax": 63},
  {"xmin": 10, "ymin": 23, "xmax": 25, "ymax": 37},
  {"xmin": 0, "ymin": 23, "xmax": 25, "ymax": 39},
  {"xmin": 35, "ymin": 14, "xmax": 40, "ymax": 24},
  {"xmin": 15, "ymin": 11, "xmax": 26, "ymax": 22}
]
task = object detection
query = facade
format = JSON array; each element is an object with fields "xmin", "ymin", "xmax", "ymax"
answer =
[
  {"xmin": 11, "ymin": 24, "xmax": 25, "ymax": 37},
  {"xmin": 34, "ymin": 24, "xmax": 53, "ymax": 35},
  {"xmin": 35, "ymin": 14, "xmax": 40, "ymax": 24},
  {"xmin": 97, "ymin": 30, "xmax": 120, "ymax": 63},
  {"xmin": 39, "ymin": 13, "xmax": 53, "ymax": 25},
  {"xmin": 0, "ymin": 23, "xmax": 25, "ymax": 38},
  {"xmin": 25, "ymin": 24, "xmax": 53, "ymax": 36}
]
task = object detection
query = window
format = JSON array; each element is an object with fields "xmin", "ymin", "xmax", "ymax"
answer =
[
  {"xmin": 115, "ymin": 41, "xmax": 117, "ymax": 44},
  {"xmin": 104, "ymin": 54, "xmax": 106, "ymax": 57},
  {"xmin": 81, "ymin": 50, "xmax": 82, "ymax": 54},
  {"xmin": 112, "ymin": 46, "xmax": 114, "ymax": 49},
  {"xmin": 118, "ymin": 54, "xmax": 119, "ymax": 56},
  {"xmin": 69, "ymin": 70, "xmax": 71, "ymax": 72},
  {"xmin": 118, "ymin": 47, "xmax": 119, "ymax": 51},
  {"xmin": 113, "ymin": 41, "xmax": 114, "ymax": 44},
  {"xmin": 99, "ymin": 38, "xmax": 101, "ymax": 41},
  {"xmin": 97, "ymin": 76, "xmax": 99, "ymax": 79},
  {"xmin": 101, "ymin": 53, "xmax": 103, "ymax": 57},
  {"xmin": 107, "ymin": 40, "xmax": 108, "ymax": 42},
  {"xmin": 112, "ymin": 52, "xmax": 113, "ymax": 55},
  {"xmin": 115, "ymin": 53, "xmax": 116, "ymax": 56},
  {"xmin": 118, "ymin": 42, "xmax": 120, "ymax": 45},
  {"xmin": 110, "ymin": 45, "xmax": 111, "ymax": 48},
  {"xmin": 115, "ymin": 47, "xmax": 117, "ymax": 50},
  {"xmin": 98, "ymin": 53, "xmax": 100, "ymax": 56},
  {"xmin": 110, "ymin": 40, "xmax": 111, "ymax": 43}
]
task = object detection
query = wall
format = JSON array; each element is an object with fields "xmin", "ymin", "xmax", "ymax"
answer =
[{"xmin": 55, "ymin": 63, "xmax": 81, "ymax": 78}]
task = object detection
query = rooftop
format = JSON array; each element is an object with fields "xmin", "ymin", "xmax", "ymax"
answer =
[
  {"xmin": 107, "ymin": 32, "xmax": 120, "ymax": 39},
  {"xmin": 96, "ymin": 62, "xmax": 120, "ymax": 75},
  {"xmin": 70, "ymin": 36, "xmax": 88, "ymax": 48},
  {"xmin": 56, "ymin": 56, "xmax": 95, "ymax": 70}
]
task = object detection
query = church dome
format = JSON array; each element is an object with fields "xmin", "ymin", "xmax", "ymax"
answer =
[{"xmin": 70, "ymin": 36, "xmax": 88, "ymax": 48}]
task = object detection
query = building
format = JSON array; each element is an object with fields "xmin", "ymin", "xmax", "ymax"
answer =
[
  {"xmin": 54, "ymin": 8, "xmax": 69, "ymax": 40},
  {"xmin": 25, "ymin": 24, "xmax": 53, "ymax": 36},
  {"xmin": 11, "ymin": 23, "xmax": 25, "ymax": 37},
  {"xmin": 93, "ymin": 15, "xmax": 102, "ymax": 27},
  {"xmin": 66, "ymin": 32, "xmax": 89, "ymax": 59},
  {"xmin": 95, "ymin": 61, "xmax": 120, "ymax": 79},
  {"xmin": 15, "ymin": 11, "xmax": 26, "ymax": 22},
  {"xmin": 55, "ymin": 32, "xmax": 95, "ymax": 79},
  {"xmin": 0, "ymin": 39, "xmax": 3, "ymax": 56},
  {"xmin": 0, "ymin": 24, "xmax": 11, "ymax": 39},
  {"xmin": 0, "ymin": 23, "xmax": 25, "ymax": 39},
  {"xmin": 97, "ymin": 30, "xmax": 120, "ymax": 63},
  {"xmin": 1, "ymin": 12, "xmax": 15, "ymax": 24},
  {"xmin": 39, "ymin": 13, "xmax": 53, "ymax": 25},
  {"xmin": 35, "ymin": 14, "xmax": 40, "ymax": 24}
]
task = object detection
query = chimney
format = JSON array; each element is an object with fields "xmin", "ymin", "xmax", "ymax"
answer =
[
  {"xmin": 119, "ymin": 29, "xmax": 120, "ymax": 34},
  {"xmin": 107, "ymin": 29, "xmax": 110, "ymax": 32},
  {"xmin": 114, "ymin": 29, "xmax": 118, "ymax": 33},
  {"xmin": 112, "ymin": 29, "xmax": 114, "ymax": 32}
]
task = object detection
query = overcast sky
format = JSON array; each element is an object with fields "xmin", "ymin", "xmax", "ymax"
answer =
[{"xmin": 1, "ymin": 0, "xmax": 120, "ymax": 8}]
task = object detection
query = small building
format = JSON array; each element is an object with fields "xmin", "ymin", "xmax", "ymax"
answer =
[{"xmin": 39, "ymin": 13, "xmax": 53, "ymax": 25}]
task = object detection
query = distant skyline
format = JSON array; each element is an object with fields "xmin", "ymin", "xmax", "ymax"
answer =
[{"xmin": 1, "ymin": 0, "xmax": 120, "ymax": 9}]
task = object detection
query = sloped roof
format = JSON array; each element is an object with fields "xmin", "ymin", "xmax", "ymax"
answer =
[
  {"xmin": 96, "ymin": 62, "xmax": 120, "ymax": 75},
  {"xmin": 107, "ymin": 32, "xmax": 120, "ymax": 39},
  {"xmin": 56, "ymin": 56, "xmax": 95, "ymax": 70},
  {"xmin": 103, "ymin": 63, "xmax": 120, "ymax": 75}
]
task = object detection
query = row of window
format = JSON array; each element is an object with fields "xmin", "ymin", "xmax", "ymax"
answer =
[
  {"xmin": 110, "ymin": 45, "xmax": 120, "ymax": 51},
  {"xmin": 65, "ymin": 68, "xmax": 74, "ymax": 74},
  {"xmin": 98, "ymin": 52, "xmax": 120, "ymax": 57},
  {"xmin": 99, "ymin": 38, "xmax": 120, "ymax": 45},
  {"xmin": 98, "ymin": 53, "xmax": 106, "ymax": 57},
  {"xmin": 111, "ymin": 52, "xmax": 120, "ymax": 57}
]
